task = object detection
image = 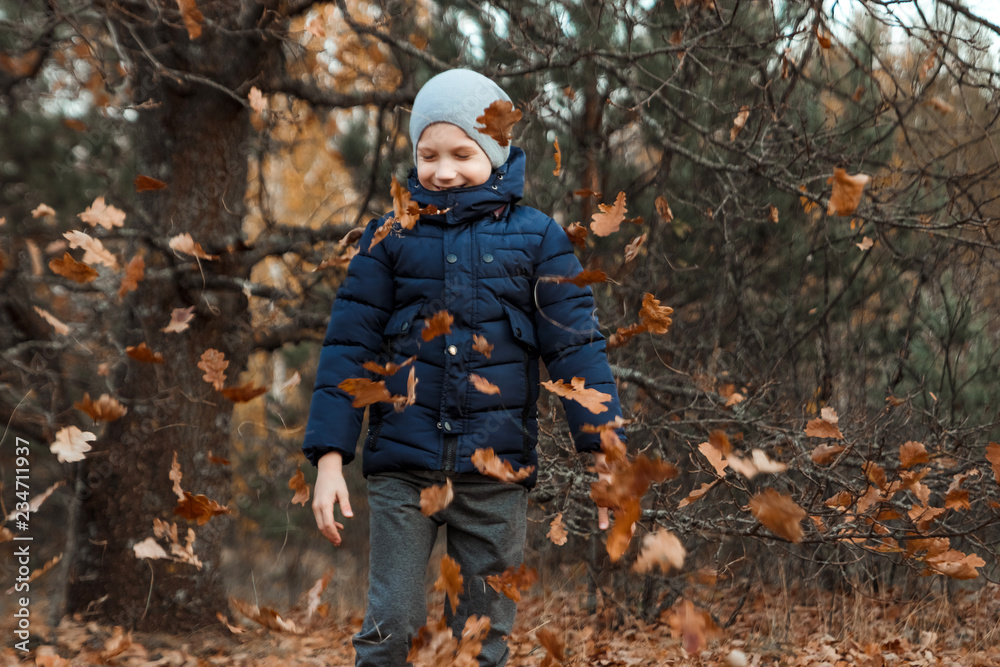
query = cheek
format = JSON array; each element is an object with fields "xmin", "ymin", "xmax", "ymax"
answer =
[{"xmin": 417, "ymin": 163, "xmax": 436, "ymax": 189}]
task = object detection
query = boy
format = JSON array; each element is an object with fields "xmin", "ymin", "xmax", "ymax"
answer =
[{"xmin": 303, "ymin": 68, "xmax": 624, "ymax": 667}]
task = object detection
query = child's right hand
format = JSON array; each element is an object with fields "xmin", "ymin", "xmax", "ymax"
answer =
[{"xmin": 313, "ymin": 451, "xmax": 353, "ymax": 546}]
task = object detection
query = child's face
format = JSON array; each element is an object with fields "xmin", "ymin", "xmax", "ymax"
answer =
[{"xmin": 416, "ymin": 123, "xmax": 493, "ymax": 191}]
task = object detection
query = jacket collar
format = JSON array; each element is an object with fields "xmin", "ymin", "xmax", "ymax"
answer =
[{"xmin": 406, "ymin": 147, "xmax": 525, "ymax": 225}]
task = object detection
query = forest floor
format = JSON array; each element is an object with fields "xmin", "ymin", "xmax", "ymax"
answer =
[{"xmin": 4, "ymin": 583, "xmax": 1000, "ymax": 666}]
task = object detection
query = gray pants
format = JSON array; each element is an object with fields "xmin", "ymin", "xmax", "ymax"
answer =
[{"xmin": 353, "ymin": 470, "xmax": 528, "ymax": 667}]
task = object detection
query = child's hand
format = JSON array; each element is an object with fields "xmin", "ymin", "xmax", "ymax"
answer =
[
  {"xmin": 313, "ymin": 452, "xmax": 353, "ymax": 547},
  {"xmin": 593, "ymin": 452, "xmax": 612, "ymax": 530}
]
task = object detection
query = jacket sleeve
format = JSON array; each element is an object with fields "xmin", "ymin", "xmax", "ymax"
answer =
[
  {"xmin": 532, "ymin": 217, "xmax": 625, "ymax": 453},
  {"xmin": 302, "ymin": 217, "xmax": 395, "ymax": 467}
]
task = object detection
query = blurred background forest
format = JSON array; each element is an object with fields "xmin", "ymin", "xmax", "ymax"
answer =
[{"xmin": 3, "ymin": 0, "xmax": 1000, "ymax": 660}]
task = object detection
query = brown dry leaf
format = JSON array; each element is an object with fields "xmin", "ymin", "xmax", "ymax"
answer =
[
  {"xmin": 475, "ymin": 100, "xmax": 522, "ymax": 147},
  {"xmin": 810, "ymin": 443, "xmax": 845, "ymax": 465},
  {"xmin": 827, "ymin": 168, "xmax": 870, "ymax": 216},
  {"xmin": 363, "ymin": 355, "xmax": 416, "ymax": 377},
  {"xmin": 590, "ymin": 191, "xmax": 628, "ymax": 237},
  {"xmin": 633, "ymin": 529, "xmax": 686, "ymax": 574},
  {"xmin": 574, "ymin": 188, "xmax": 602, "ymax": 199},
  {"xmin": 552, "ymin": 138, "xmax": 561, "ymax": 176},
  {"xmin": 175, "ymin": 0, "xmax": 204, "ymax": 40},
  {"xmin": 769, "ymin": 204, "xmax": 780, "ymax": 224},
  {"xmin": 198, "ymin": 348, "xmax": 229, "ymax": 390},
  {"xmin": 248, "ymin": 87, "xmax": 266, "ymax": 113},
  {"xmin": 220, "ymin": 383, "xmax": 268, "ymax": 403},
  {"xmin": 986, "ymin": 442, "xmax": 1000, "ymax": 484},
  {"xmin": 547, "ymin": 513, "xmax": 568, "ymax": 546},
  {"xmin": 900, "ymin": 441, "xmax": 930, "ymax": 469},
  {"xmin": 368, "ymin": 218, "xmax": 395, "ymax": 252},
  {"xmin": 34, "ymin": 306, "xmax": 70, "ymax": 335},
  {"xmin": 49, "ymin": 252, "xmax": 98, "ymax": 283},
  {"xmin": 133, "ymin": 537, "xmax": 169, "ymax": 561},
  {"xmin": 469, "ymin": 373, "xmax": 501, "ymax": 396},
  {"xmin": 435, "ymin": 555, "xmax": 464, "ymax": 613},
  {"xmin": 541, "ymin": 377, "xmax": 611, "ymax": 414},
  {"xmin": 161, "ymin": 305, "xmax": 195, "ymax": 333},
  {"xmin": 168, "ymin": 232, "xmax": 219, "ymax": 260},
  {"xmin": 805, "ymin": 412, "xmax": 844, "ymax": 439},
  {"xmin": 699, "ymin": 441, "xmax": 728, "ymax": 477},
  {"xmin": 174, "ymin": 491, "xmax": 230, "ymax": 525},
  {"xmin": 74, "ymin": 393, "xmax": 127, "ymax": 422},
  {"xmin": 678, "ymin": 480, "xmax": 717, "ymax": 508},
  {"xmin": 815, "ymin": 25, "xmax": 832, "ymax": 49},
  {"xmin": 536, "ymin": 627, "xmax": 565, "ymax": 665},
  {"xmin": 925, "ymin": 549, "xmax": 985, "ymax": 580},
  {"xmin": 667, "ymin": 599, "xmax": 718, "ymax": 655},
  {"xmin": 471, "ymin": 447, "xmax": 534, "ymax": 483},
  {"xmin": 486, "ymin": 564, "xmax": 537, "ymax": 603},
  {"xmin": 230, "ymin": 598, "xmax": 304, "ymax": 634},
  {"xmin": 607, "ymin": 323, "xmax": 647, "ymax": 349},
  {"xmin": 731, "ymin": 105, "xmax": 750, "ymax": 142},
  {"xmin": 624, "ymin": 233, "xmax": 647, "ymax": 263},
  {"xmin": 591, "ymin": 455, "xmax": 677, "ymax": 561},
  {"xmin": 126, "ymin": 342, "xmax": 164, "ymax": 363},
  {"xmin": 422, "ymin": 310, "xmax": 454, "ymax": 342},
  {"xmin": 170, "ymin": 452, "xmax": 185, "ymax": 501},
  {"xmin": 389, "ymin": 175, "xmax": 441, "ymax": 231},
  {"xmin": 926, "ymin": 96, "xmax": 954, "ymax": 114},
  {"xmin": 32, "ymin": 203, "xmax": 56, "ymax": 218},
  {"xmin": 49, "ymin": 426, "xmax": 96, "ymax": 463},
  {"xmin": 420, "ymin": 478, "xmax": 454, "ymax": 516},
  {"xmin": 548, "ymin": 269, "xmax": 607, "ymax": 288},
  {"xmin": 134, "ymin": 174, "xmax": 167, "ymax": 192},
  {"xmin": 119, "ymin": 255, "xmax": 145, "ymax": 298},
  {"xmin": 78, "ymin": 196, "xmax": 125, "ymax": 230},
  {"xmin": 857, "ymin": 236, "xmax": 874, "ymax": 251},
  {"xmin": 655, "ymin": 195, "xmax": 674, "ymax": 222},
  {"xmin": 337, "ymin": 378, "xmax": 393, "ymax": 407},
  {"xmin": 639, "ymin": 293, "xmax": 673, "ymax": 334},
  {"xmin": 64, "ymin": 230, "xmax": 118, "ymax": 268},
  {"xmin": 472, "ymin": 334, "xmax": 493, "ymax": 359},
  {"xmin": 289, "ymin": 469, "xmax": 310, "ymax": 506},
  {"xmin": 564, "ymin": 222, "xmax": 588, "ymax": 248},
  {"xmin": 396, "ymin": 366, "xmax": 419, "ymax": 413},
  {"xmin": 748, "ymin": 488, "xmax": 806, "ymax": 542}
]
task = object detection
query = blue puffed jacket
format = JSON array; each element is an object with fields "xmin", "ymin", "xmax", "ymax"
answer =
[{"xmin": 302, "ymin": 147, "xmax": 624, "ymax": 487}]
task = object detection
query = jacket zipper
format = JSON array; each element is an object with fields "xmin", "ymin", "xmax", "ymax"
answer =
[
  {"xmin": 443, "ymin": 433, "xmax": 457, "ymax": 472},
  {"xmin": 367, "ymin": 404, "xmax": 383, "ymax": 451},
  {"xmin": 521, "ymin": 350, "xmax": 532, "ymax": 462}
]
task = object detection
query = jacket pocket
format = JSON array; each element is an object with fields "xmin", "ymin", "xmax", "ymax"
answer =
[
  {"xmin": 500, "ymin": 301, "xmax": 538, "ymax": 352},
  {"xmin": 366, "ymin": 403, "xmax": 383, "ymax": 452},
  {"xmin": 384, "ymin": 300, "xmax": 425, "ymax": 337}
]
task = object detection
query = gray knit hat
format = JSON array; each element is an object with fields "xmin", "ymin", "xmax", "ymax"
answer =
[{"xmin": 409, "ymin": 69, "xmax": 512, "ymax": 170}]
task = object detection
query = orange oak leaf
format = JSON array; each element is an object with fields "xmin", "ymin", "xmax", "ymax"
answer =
[
  {"xmin": 552, "ymin": 138, "xmax": 561, "ymax": 176},
  {"xmin": 667, "ymin": 599, "xmax": 718, "ymax": 655},
  {"xmin": 389, "ymin": 175, "xmax": 440, "ymax": 230},
  {"xmin": 78, "ymin": 196, "xmax": 125, "ymax": 230},
  {"xmin": 198, "ymin": 349, "xmax": 228, "ymax": 390},
  {"xmin": 607, "ymin": 323, "xmax": 647, "ymax": 349},
  {"xmin": 422, "ymin": 310, "xmax": 454, "ymax": 342},
  {"xmin": 536, "ymin": 627, "xmax": 565, "ymax": 665},
  {"xmin": 472, "ymin": 334, "xmax": 493, "ymax": 359},
  {"xmin": 174, "ymin": 492, "xmax": 230, "ymax": 525},
  {"xmin": 590, "ymin": 191, "xmax": 628, "ymax": 237},
  {"xmin": 134, "ymin": 174, "xmax": 167, "ymax": 192},
  {"xmin": 748, "ymin": 488, "xmax": 806, "ymax": 542},
  {"xmin": 698, "ymin": 441, "xmax": 728, "ymax": 477},
  {"xmin": 574, "ymin": 188, "xmax": 602, "ymax": 199},
  {"xmin": 472, "ymin": 447, "xmax": 534, "ymax": 483},
  {"xmin": 469, "ymin": 373, "xmax": 500, "ymax": 396},
  {"xmin": 827, "ymin": 167, "xmax": 870, "ymax": 216},
  {"xmin": 730, "ymin": 105, "xmax": 750, "ymax": 142},
  {"xmin": 289, "ymin": 469, "xmax": 310, "ymax": 506},
  {"xmin": 434, "ymin": 555, "xmax": 463, "ymax": 613},
  {"xmin": 815, "ymin": 26, "xmax": 832, "ymax": 49},
  {"xmin": 624, "ymin": 233, "xmax": 647, "ymax": 263},
  {"xmin": 337, "ymin": 378, "xmax": 393, "ymax": 407},
  {"xmin": 420, "ymin": 478, "xmax": 454, "ymax": 516},
  {"xmin": 475, "ymin": 100, "xmax": 522, "ymax": 147},
  {"xmin": 74, "ymin": 393, "xmax": 127, "ymax": 422},
  {"xmin": 248, "ymin": 87, "xmax": 266, "ymax": 114},
  {"xmin": 639, "ymin": 293, "xmax": 673, "ymax": 334},
  {"xmin": 857, "ymin": 236, "xmax": 874, "ymax": 251},
  {"xmin": 805, "ymin": 407, "xmax": 844, "ymax": 439},
  {"xmin": 633, "ymin": 529, "xmax": 686, "ymax": 574},
  {"xmin": 900, "ymin": 441, "xmax": 930, "ymax": 469},
  {"xmin": 168, "ymin": 232, "xmax": 218, "ymax": 260},
  {"xmin": 64, "ymin": 230, "xmax": 117, "ymax": 268},
  {"xmin": 161, "ymin": 306, "xmax": 195, "ymax": 333},
  {"xmin": 547, "ymin": 513, "xmax": 568, "ymax": 546},
  {"xmin": 655, "ymin": 195, "xmax": 673, "ymax": 222},
  {"xmin": 564, "ymin": 222, "xmax": 588, "ymax": 248},
  {"xmin": 170, "ymin": 452, "xmax": 185, "ymax": 501},
  {"xmin": 49, "ymin": 252, "xmax": 98, "ymax": 283},
  {"xmin": 547, "ymin": 269, "xmax": 607, "ymax": 288},
  {"xmin": 175, "ymin": 0, "xmax": 204, "ymax": 40},
  {"xmin": 925, "ymin": 549, "xmax": 985, "ymax": 580},
  {"xmin": 678, "ymin": 480, "xmax": 717, "ymax": 508},
  {"xmin": 591, "ymin": 455, "xmax": 677, "ymax": 561},
  {"xmin": 541, "ymin": 377, "xmax": 611, "ymax": 414},
  {"xmin": 362, "ymin": 355, "xmax": 416, "ymax": 376},
  {"xmin": 810, "ymin": 443, "xmax": 845, "ymax": 465},
  {"xmin": 49, "ymin": 426, "xmax": 95, "ymax": 462},
  {"xmin": 769, "ymin": 204, "xmax": 780, "ymax": 223},
  {"xmin": 486, "ymin": 564, "xmax": 537, "ymax": 603},
  {"xmin": 127, "ymin": 342, "xmax": 164, "ymax": 364},
  {"xmin": 368, "ymin": 218, "xmax": 395, "ymax": 252},
  {"xmin": 119, "ymin": 255, "xmax": 145, "ymax": 298},
  {"xmin": 220, "ymin": 383, "xmax": 268, "ymax": 403},
  {"xmin": 986, "ymin": 443, "xmax": 1000, "ymax": 484},
  {"xmin": 396, "ymin": 366, "xmax": 419, "ymax": 413},
  {"xmin": 32, "ymin": 203, "xmax": 56, "ymax": 218}
]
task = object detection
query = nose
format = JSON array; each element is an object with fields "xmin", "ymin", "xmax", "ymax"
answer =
[{"xmin": 436, "ymin": 160, "xmax": 457, "ymax": 181}]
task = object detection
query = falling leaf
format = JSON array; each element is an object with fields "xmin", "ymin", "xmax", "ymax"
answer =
[
  {"xmin": 475, "ymin": 100, "xmax": 522, "ymax": 147},
  {"xmin": 422, "ymin": 310, "xmax": 454, "ymax": 342},
  {"xmin": 50, "ymin": 426, "xmax": 96, "ymax": 462},
  {"xmin": 363, "ymin": 355, "xmax": 416, "ymax": 376},
  {"xmin": 78, "ymin": 196, "xmax": 125, "ymax": 230},
  {"xmin": 133, "ymin": 537, "xmax": 169, "ymax": 561},
  {"xmin": 248, "ymin": 87, "xmax": 266, "ymax": 113},
  {"xmin": 655, "ymin": 195, "xmax": 674, "ymax": 222},
  {"xmin": 289, "ymin": 469, "xmax": 310, "ymax": 506},
  {"xmin": 541, "ymin": 377, "xmax": 611, "ymax": 414},
  {"xmin": 472, "ymin": 448, "xmax": 534, "ymax": 483},
  {"xmin": 161, "ymin": 305, "xmax": 195, "ymax": 333},
  {"xmin": 74, "ymin": 393, "xmax": 127, "ymax": 422},
  {"xmin": 174, "ymin": 491, "xmax": 230, "ymax": 525},
  {"xmin": 118, "ymin": 255, "xmax": 145, "ymax": 298},
  {"xmin": 639, "ymin": 293, "xmax": 673, "ymax": 334},
  {"xmin": 486, "ymin": 564, "xmax": 537, "ymax": 602},
  {"xmin": 134, "ymin": 174, "xmax": 167, "ymax": 192},
  {"xmin": 633, "ymin": 529, "xmax": 686, "ymax": 573},
  {"xmin": 574, "ymin": 188, "xmax": 602, "ymax": 199},
  {"xmin": 748, "ymin": 488, "xmax": 806, "ymax": 542},
  {"xmin": 548, "ymin": 513, "xmax": 568, "ymax": 546},
  {"xmin": 730, "ymin": 105, "xmax": 750, "ymax": 142},
  {"xmin": 126, "ymin": 342, "xmax": 164, "ymax": 363},
  {"xmin": 986, "ymin": 443, "xmax": 1000, "ymax": 484},
  {"xmin": 926, "ymin": 96, "xmax": 954, "ymax": 114},
  {"xmin": 49, "ymin": 252, "xmax": 98, "ymax": 283},
  {"xmin": 925, "ymin": 549, "xmax": 985, "ymax": 580},
  {"xmin": 699, "ymin": 440, "xmax": 728, "ymax": 477},
  {"xmin": 230, "ymin": 598, "xmax": 303, "ymax": 634},
  {"xmin": 536, "ymin": 627, "xmax": 566, "ymax": 665},
  {"xmin": 624, "ymin": 233, "xmax": 647, "ymax": 263},
  {"xmin": 552, "ymin": 138, "xmax": 561, "ymax": 176},
  {"xmin": 607, "ymin": 323, "xmax": 647, "ymax": 349},
  {"xmin": 591, "ymin": 455, "xmax": 677, "ymax": 561},
  {"xmin": 590, "ymin": 191, "xmax": 628, "ymax": 237},
  {"xmin": 472, "ymin": 334, "xmax": 493, "ymax": 359},
  {"xmin": 64, "ymin": 230, "xmax": 118, "ymax": 268},
  {"xmin": 169, "ymin": 232, "xmax": 219, "ymax": 260},
  {"xmin": 420, "ymin": 478, "xmax": 454, "ymax": 516},
  {"xmin": 337, "ymin": 378, "xmax": 393, "ymax": 407},
  {"xmin": 769, "ymin": 204, "xmax": 779, "ymax": 224},
  {"xmin": 170, "ymin": 452, "xmax": 185, "ymax": 501},
  {"xmin": 220, "ymin": 383, "xmax": 268, "ymax": 402},
  {"xmin": 564, "ymin": 222, "xmax": 588, "ymax": 248},
  {"xmin": 396, "ymin": 366, "xmax": 419, "ymax": 413},
  {"xmin": 857, "ymin": 236, "xmax": 874, "ymax": 251},
  {"xmin": 175, "ymin": 0, "xmax": 204, "ymax": 40},
  {"xmin": 33, "ymin": 306, "xmax": 70, "ymax": 335},
  {"xmin": 667, "ymin": 599, "xmax": 718, "ymax": 655},
  {"xmin": 679, "ymin": 480, "xmax": 717, "ymax": 508},
  {"xmin": 805, "ymin": 407, "xmax": 844, "ymax": 439},
  {"xmin": 469, "ymin": 373, "xmax": 501, "ymax": 396},
  {"xmin": 339, "ymin": 227, "xmax": 365, "ymax": 247},
  {"xmin": 900, "ymin": 441, "xmax": 930, "ymax": 469},
  {"xmin": 32, "ymin": 203, "xmax": 56, "ymax": 218},
  {"xmin": 369, "ymin": 218, "xmax": 395, "ymax": 251},
  {"xmin": 810, "ymin": 443, "xmax": 845, "ymax": 465},
  {"xmin": 198, "ymin": 348, "xmax": 229, "ymax": 390},
  {"xmin": 435, "ymin": 555, "xmax": 464, "ymax": 613},
  {"xmin": 827, "ymin": 168, "xmax": 870, "ymax": 216},
  {"xmin": 389, "ymin": 175, "xmax": 441, "ymax": 230},
  {"xmin": 547, "ymin": 269, "xmax": 608, "ymax": 288},
  {"xmin": 815, "ymin": 26, "xmax": 832, "ymax": 49}
]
